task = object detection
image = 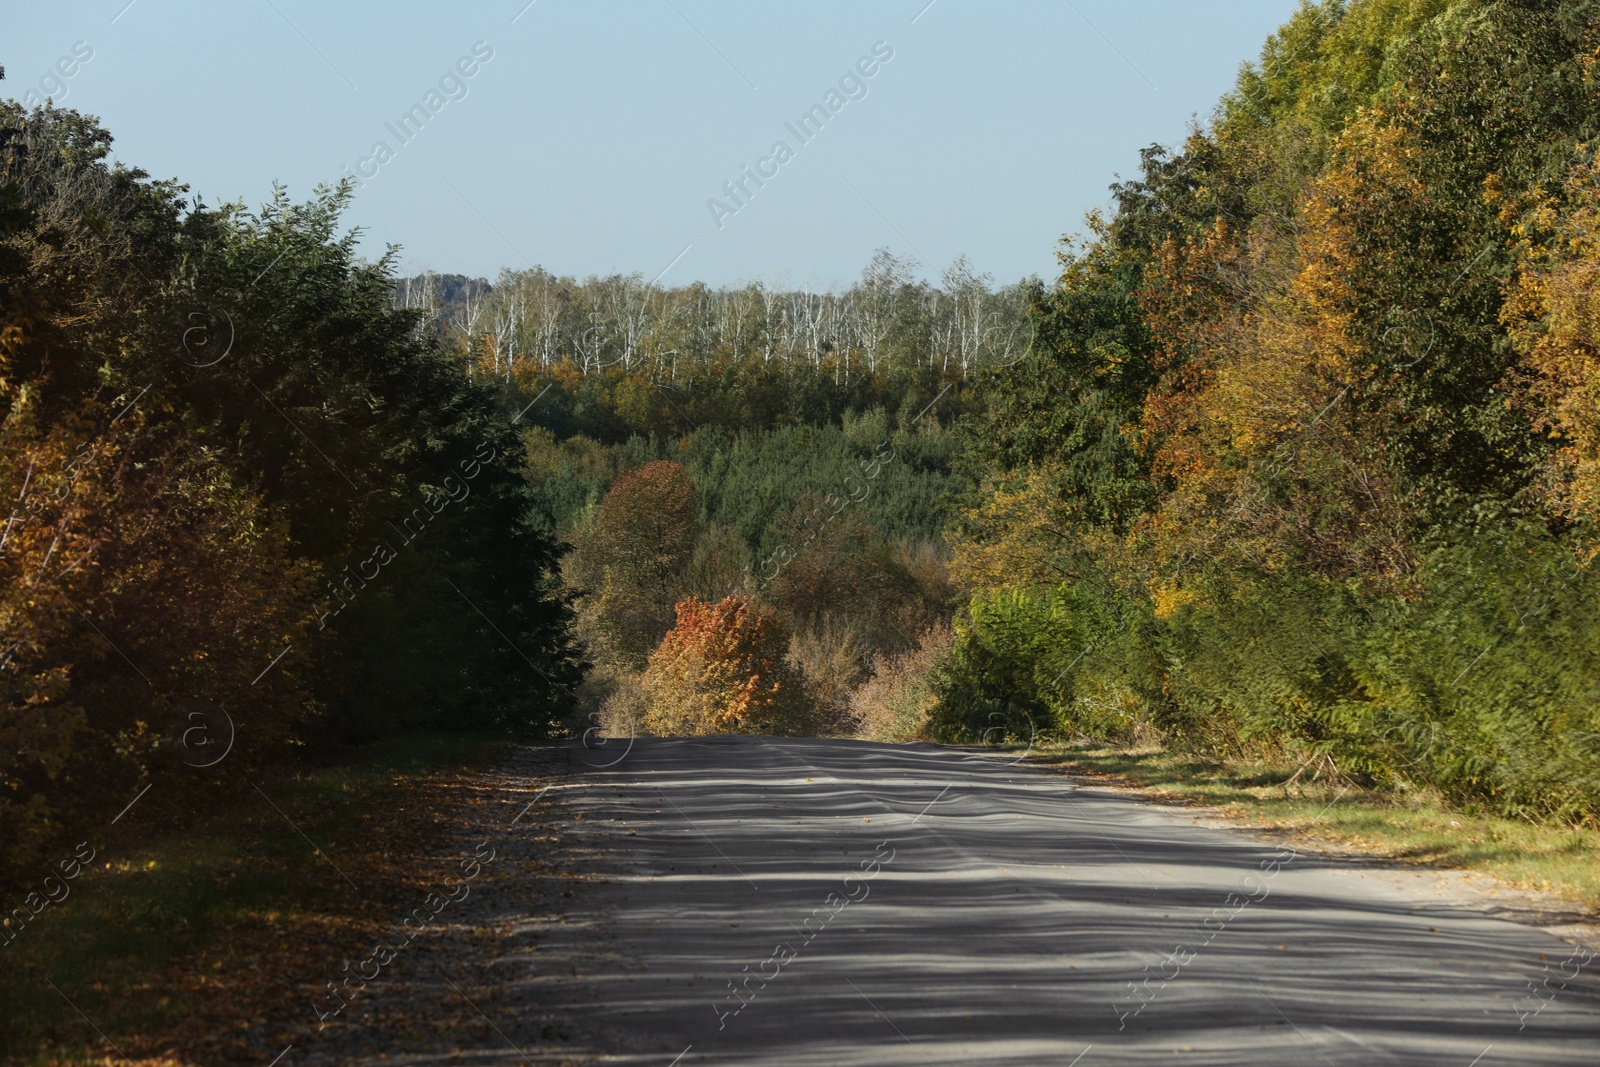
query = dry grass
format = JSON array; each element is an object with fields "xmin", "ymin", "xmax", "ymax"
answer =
[{"xmin": 1028, "ymin": 742, "xmax": 1600, "ymax": 911}]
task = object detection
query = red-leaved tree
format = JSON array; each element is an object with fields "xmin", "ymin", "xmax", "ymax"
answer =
[{"xmin": 640, "ymin": 595, "xmax": 811, "ymax": 734}]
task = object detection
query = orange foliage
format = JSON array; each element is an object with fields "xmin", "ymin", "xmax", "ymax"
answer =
[
  {"xmin": 639, "ymin": 595, "xmax": 808, "ymax": 735},
  {"xmin": 600, "ymin": 460, "xmax": 698, "ymax": 570},
  {"xmin": 1, "ymin": 384, "xmax": 316, "ymax": 871},
  {"xmin": 1133, "ymin": 111, "xmax": 1419, "ymax": 595},
  {"xmin": 1504, "ymin": 155, "xmax": 1600, "ymax": 538},
  {"xmin": 1134, "ymin": 220, "xmax": 1249, "ymax": 484}
]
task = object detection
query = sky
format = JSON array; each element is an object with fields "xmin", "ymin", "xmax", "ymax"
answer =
[{"xmin": 4, "ymin": 1, "xmax": 1298, "ymax": 290}]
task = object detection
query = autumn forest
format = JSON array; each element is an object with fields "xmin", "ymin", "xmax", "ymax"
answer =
[{"xmin": 6, "ymin": 0, "xmax": 1600, "ymax": 908}]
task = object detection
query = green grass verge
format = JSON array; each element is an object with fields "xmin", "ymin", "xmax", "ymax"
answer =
[
  {"xmin": 0, "ymin": 732, "xmax": 513, "ymax": 1066},
  {"xmin": 1028, "ymin": 743, "xmax": 1600, "ymax": 912}
]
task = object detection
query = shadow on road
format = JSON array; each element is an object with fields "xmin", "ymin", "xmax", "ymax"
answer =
[{"xmin": 506, "ymin": 736, "xmax": 1598, "ymax": 1066}]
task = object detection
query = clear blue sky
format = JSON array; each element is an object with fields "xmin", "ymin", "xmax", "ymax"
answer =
[{"xmin": 5, "ymin": 1, "xmax": 1296, "ymax": 289}]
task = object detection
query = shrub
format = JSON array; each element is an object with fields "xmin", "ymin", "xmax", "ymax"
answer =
[
  {"xmin": 851, "ymin": 623, "xmax": 953, "ymax": 741},
  {"xmin": 640, "ymin": 595, "xmax": 811, "ymax": 735}
]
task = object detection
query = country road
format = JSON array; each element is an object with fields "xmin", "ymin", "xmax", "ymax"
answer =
[
  {"xmin": 306, "ymin": 736, "xmax": 1600, "ymax": 1066},
  {"xmin": 502, "ymin": 736, "xmax": 1598, "ymax": 1066}
]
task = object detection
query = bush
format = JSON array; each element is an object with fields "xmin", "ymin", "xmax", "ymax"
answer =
[
  {"xmin": 640, "ymin": 595, "xmax": 813, "ymax": 735},
  {"xmin": 851, "ymin": 623, "xmax": 953, "ymax": 741}
]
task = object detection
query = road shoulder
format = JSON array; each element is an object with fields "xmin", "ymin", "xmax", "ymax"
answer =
[{"xmin": 1019, "ymin": 744, "xmax": 1600, "ymax": 952}]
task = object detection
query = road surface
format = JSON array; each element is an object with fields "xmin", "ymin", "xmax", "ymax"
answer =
[
  {"xmin": 309, "ymin": 736, "xmax": 1598, "ymax": 1065},
  {"xmin": 526, "ymin": 736, "xmax": 1599, "ymax": 1065}
]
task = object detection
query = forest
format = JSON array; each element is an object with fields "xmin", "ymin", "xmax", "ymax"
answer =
[
  {"xmin": 942, "ymin": 0, "xmax": 1600, "ymax": 823},
  {"xmin": 389, "ymin": 258, "xmax": 1023, "ymax": 745},
  {"xmin": 5, "ymin": 0, "xmax": 1600, "ymax": 900}
]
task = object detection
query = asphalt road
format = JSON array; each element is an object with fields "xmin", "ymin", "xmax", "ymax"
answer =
[{"xmin": 520, "ymin": 736, "xmax": 1600, "ymax": 1066}]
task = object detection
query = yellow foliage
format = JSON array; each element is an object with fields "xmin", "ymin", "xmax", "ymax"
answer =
[
  {"xmin": 1505, "ymin": 154, "xmax": 1600, "ymax": 537},
  {"xmin": 947, "ymin": 465, "xmax": 1109, "ymax": 594},
  {"xmin": 1136, "ymin": 107, "xmax": 1420, "ymax": 592}
]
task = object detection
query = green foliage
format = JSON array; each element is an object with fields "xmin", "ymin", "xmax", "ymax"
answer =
[
  {"xmin": 0, "ymin": 103, "xmax": 582, "ymax": 890},
  {"xmin": 928, "ymin": 582, "xmax": 1154, "ymax": 745},
  {"xmin": 690, "ymin": 408, "xmax": 963, "ymax": 561},
  {"xmin": 950, "ymin": 0, "xmax": 1600, "ymax": 822},
  {"xmin": 1138, "ymin": 527, "xmax": 1600, "ymax": 818},
  {"xmin": 534, "ymin": 370, "xmax": 967, "ymax": 734},
  {"xmin": 526, "ymin": 405, "xmax": 964, "ymax": 581},
  {"xmin": 961, "ymin": 249, "xmax": 1156, "ymax": 534}
]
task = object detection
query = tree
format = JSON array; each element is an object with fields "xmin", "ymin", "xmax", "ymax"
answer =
[
  {"xmin": 574, "ymin": 460, "xmax": 698, "ymax": 669},
  {"xmin": 0, "ymin": 101, "xmax": 587, "ymax": 888},
  {"xmin": 946, "ymin": 0, "xmax": 1600, "ymax": 817},
  {"xmin": 640, "ymin": 595, "xmax": 810, "ymax": 735},
  {"xmin": 1505, "ymin": 152, "xmax": 1600, "ymax": 538}
]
